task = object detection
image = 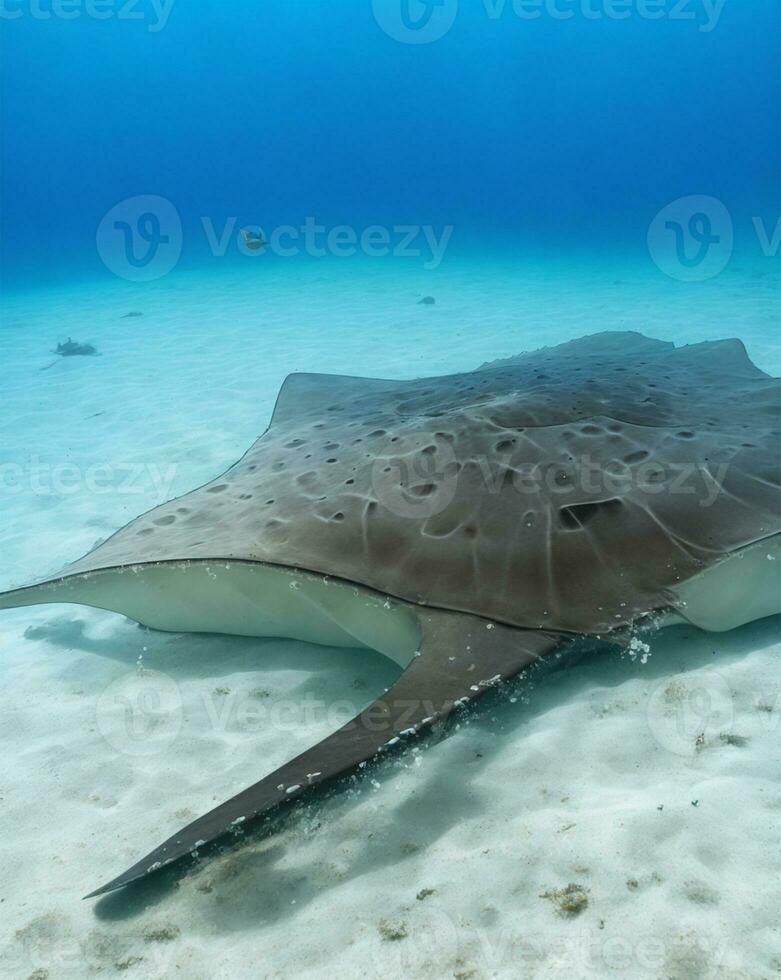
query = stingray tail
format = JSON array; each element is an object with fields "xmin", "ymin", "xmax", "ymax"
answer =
[{"xmin": 85, "ymin": 608, "xmax": 562, "ymax": 898}]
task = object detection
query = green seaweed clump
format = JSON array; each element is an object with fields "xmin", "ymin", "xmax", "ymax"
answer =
[
  {"xmin": 378, "ymin": 918, "xmax": 408, "ymax": 942},
  {"xmin": 541, "ymin": 883, "xmax": 590, "ymax": 917}
]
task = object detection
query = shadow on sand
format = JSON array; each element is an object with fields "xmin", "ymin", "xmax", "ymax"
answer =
[{"xmin": 67, "ymin": 611, "xmax": 780, "ymax": 929}]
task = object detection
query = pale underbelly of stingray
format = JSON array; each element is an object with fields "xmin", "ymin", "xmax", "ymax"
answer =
[
  {"xmin": 662, "ymin": 532, "xmax": 781, "ymax": 632},
  {"xmin": 3, "ymin": 561, "xmax": 422, "ymax": 667},
  {"xmin": 1, "ymin": 534, "xmax": 779, "ymax": 659}
]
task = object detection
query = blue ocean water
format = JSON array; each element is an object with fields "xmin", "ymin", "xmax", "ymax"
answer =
[
  {"xmin": 2, "ymin": 0, "xmax": 779, "ymax": 289},
  {"xmin": 1, "ymin": 5, "xmax": 781, "ymax": 978}
]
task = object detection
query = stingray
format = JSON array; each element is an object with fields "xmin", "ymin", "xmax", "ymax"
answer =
[
  {"xmin": 40, "ymin": 338, "xmax": 100, "ymax": 371},
  {"xmin": 54, "ymin": 338, "xmax": 98, "ymax": 357},
  {"xmin": 1, "ymin": 331, "xmax": 779, "ymax": 898}
]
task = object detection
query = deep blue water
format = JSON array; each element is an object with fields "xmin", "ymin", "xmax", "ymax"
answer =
[{"xmin": 1, "ymin": 0, "xmax": 779, "ymax": 289}]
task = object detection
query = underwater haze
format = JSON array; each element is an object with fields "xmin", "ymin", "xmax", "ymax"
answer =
[
  {"xmin": 1, "ymin": 2, "xmax": 780, "ymax": 979},
  {"xmin": 2, "ymin": 0, "xmax": 780, "ymax": 284}
]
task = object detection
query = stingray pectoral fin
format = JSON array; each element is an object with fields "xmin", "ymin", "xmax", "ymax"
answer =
[{"xmin": 85, "ymin": 609, "xmax": 564, "ymax": 899}]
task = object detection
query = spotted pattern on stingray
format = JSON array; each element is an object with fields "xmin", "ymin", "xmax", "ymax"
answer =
[{"xmin": 61, "ymin": 332, "xmax": 780, "ymax": 634}]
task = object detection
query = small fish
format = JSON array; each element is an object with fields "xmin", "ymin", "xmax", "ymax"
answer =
[{"xmin": 240, "ymin": 228, "xmax": 267, "ymax": 252}]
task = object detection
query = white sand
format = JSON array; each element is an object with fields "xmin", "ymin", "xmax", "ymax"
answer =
[{"xmin": 0, "ymin": 253, "xmax": 779, "ymax": 978}]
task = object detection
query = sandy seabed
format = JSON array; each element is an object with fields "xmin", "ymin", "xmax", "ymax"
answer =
[{"xmin": 0, "ymin": 253, "xmax": 779, "ymax": 979}]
